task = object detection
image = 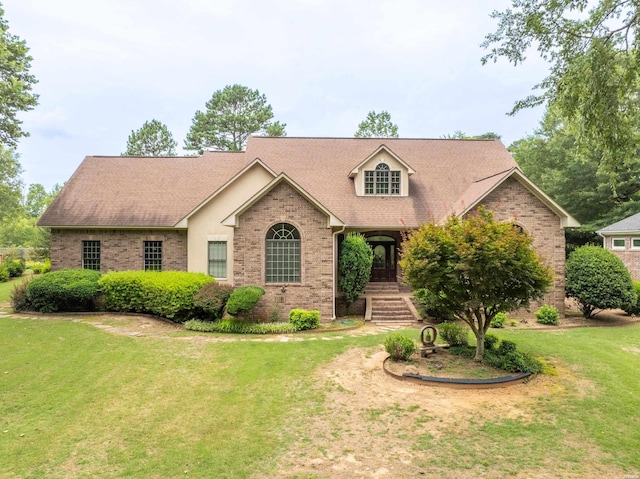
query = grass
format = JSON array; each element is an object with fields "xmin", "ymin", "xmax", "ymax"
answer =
[
  {"xmin": 0, "ymin": 315, "xmax": 382, "ymax": 478},
  {"xmin": 1, "ymin": 312, "xmax": 639, "ymax": 477}
]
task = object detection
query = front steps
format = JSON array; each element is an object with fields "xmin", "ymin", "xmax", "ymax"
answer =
[{"xmin": 364, "ymin": 282, "xmax": 420, "ymax": 326}]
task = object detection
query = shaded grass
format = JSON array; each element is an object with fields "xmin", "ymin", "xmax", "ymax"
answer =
[{"xmin": 0, "ymin": 316, "xmax": 382, "ymax": 478}]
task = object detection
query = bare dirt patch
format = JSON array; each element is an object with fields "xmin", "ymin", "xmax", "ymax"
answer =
[{"xmin": 263, "ymin": 346, "xmax": 624, "ymax": 479}]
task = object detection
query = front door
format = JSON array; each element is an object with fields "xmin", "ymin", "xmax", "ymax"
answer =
[{"xmin": 370, "ymin": 241, "xmax": 396, "ymax": 282}]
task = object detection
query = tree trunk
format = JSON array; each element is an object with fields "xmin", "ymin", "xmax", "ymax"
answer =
[{"xmin": 474, "ymin": 329, "xmax": 485, "ymax": 361}]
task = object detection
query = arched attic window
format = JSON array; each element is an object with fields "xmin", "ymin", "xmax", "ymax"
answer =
[
  {"xmin": 364, "ymin": 163, "xmax": 401, "ymax": 195},
  {"xmin": 266, "ymin": 223, "xmax": 301, "ymax": 283}
]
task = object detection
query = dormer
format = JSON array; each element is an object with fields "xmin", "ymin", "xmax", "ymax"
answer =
[{"xmin": 348, "ymin": 145, "xmax": 415, "ymax": 197}]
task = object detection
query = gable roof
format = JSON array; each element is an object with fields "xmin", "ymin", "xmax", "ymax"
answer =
[
  {"xmin": 450, "ymin": 168, "xmax": 579, "ymax": 227},
  {"xmin": 597, "ymin": 212, "xmax": 640, "ymax": 235},
  {"xmin": 39, "ymin": 136, "xmax": 576, "ymax": 229},
  {"xmin": 348, "ymin": 144, "xmax": 416, "ymax": 177}
]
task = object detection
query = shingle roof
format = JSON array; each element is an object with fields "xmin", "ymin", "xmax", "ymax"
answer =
[
  {"xmin": 39, "ymin": 137, "xmax": 527, "ymax": 228},
  {"xmin": 597, "ymin": 212, "xmax": 640, "ymax": 234}
]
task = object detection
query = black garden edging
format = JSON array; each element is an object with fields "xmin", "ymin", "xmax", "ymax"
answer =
[{"xmin": 383, "ymin": 356, "xmax": 532, "ymax": 389}]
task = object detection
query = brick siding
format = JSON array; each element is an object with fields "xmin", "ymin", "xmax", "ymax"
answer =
[
  {"xmin": 604, "ymin": 236, "xmax": 640, "ymax": 280},
  {"xmin": 233, "ymin": 182, "xmax": 334, "ymax": 321},
  {"xmin": 478, "ymin": 177, "xmax": 567, "ymax": 315},
  {"xmin": 50, "ymin": 229, "xmax": 187, "ymax": 272}
]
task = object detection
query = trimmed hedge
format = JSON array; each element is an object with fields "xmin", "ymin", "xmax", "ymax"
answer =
[
  {"xmin": 226, "ymin": 286, "xmax": 265, "ymax": 318},
  {"xmin": 288, "ymin": 308, "xmax": 320, "ymax": 330},
  {"xmin": 26, "ymin": 269, "xmax": 102, "ymax": 313},
  {"xmin": 439, "ymin": 322, "xmax": 469, "ymax": 346},
  {"xmin": 184, "ymin": 318, "xmax": 297, "ymax": 334},
  {"xmin": 193, "ymin": 282, "xmax": 234, "ymax": 320},
  {"xmin": 566, "ymin": 245, "xmax": 635, "ymax": 318},
  {"xmin": 98, "ymin": 271, "xmax": 214, "ymax": 321},
  {"xmin": 535, "ymin": 304, "xmax": 560, "ymax": 325}
]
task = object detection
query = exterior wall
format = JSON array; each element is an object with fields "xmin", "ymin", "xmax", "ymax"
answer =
[
  {"xmin": 603, "ymin": 235, "xmax": 640, "ymax": 280},
  {"xmin": 233, "ymin": 182, "xmax": 334, "ymax": 321},
  {"xmin": 478, "ymin": 177, "xmax": 567, "ymax": 315},
  {"xmin": 353, "ymin": 150, "xmax": 410, "ymax": 197},
  {"xmin": 187, "ymin": 163, "xmax": 274, "ymax": 280},
  {"xmin": 50, "ymin": 228, "xmax": 187, "ymax": 272}
]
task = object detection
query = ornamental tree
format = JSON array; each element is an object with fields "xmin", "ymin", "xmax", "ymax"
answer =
[
  {"xmin": 339, "ymin": 233, "xmax": 374, "ymax": 309},
  {"xmin": 400, "ymin": 208, "xmax": 552, "ymax": 360},
  {"xmin": 184, "ymin": 84, "xmax": 286, "ymax": 153},
  {"xmin": 565, "ymin": 245, "xmax": 635, "ymax": 318}
]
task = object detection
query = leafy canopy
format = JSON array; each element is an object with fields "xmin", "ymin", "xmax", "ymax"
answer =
[
  {"xmin": 400, "ymin": 208, "xmax": 552, "ymax": 360},
  {"xmin": 0, "ymin": 145, "xmax": 22, "ymax": 223},
  {"xmin": 0, "ymin": 6, "xmax": 38, "ymax": 146},
  {"xmin": 354, "ymin": 110, "xmax": 399, "ymax": 138},
  {"xmin": 184, "ymin": 84, "xmax": 286, "ymax": 153},
  {"xmin": 482, "ymin": 1, "xmax": 640, "ymax": 175},
  {"xmin": 510, "ymin": 107, "xmax": 640, "ymax": 229},
  {"xmin": 123, "ymin": 119, "xmax": 177, "ymax": 156}
]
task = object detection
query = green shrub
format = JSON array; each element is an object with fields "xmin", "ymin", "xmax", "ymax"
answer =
[
  {"xmin": 490, "ymin": 312, "xmax": 507, "ymax": 328},
  {"xmin": 11, "ymin": 278, "xmax": 32, "ymax": 312},
  {"xmin": 26, "ymin": 269, "xmax": 102, "ymax": 313},
  {"xmin": 0, "ymin": 264, "xmax": 9, "ymax": 283},
  {"xmin": 5, "ymin": 258, "xmax": 26, "ymax": 278},
  {"xmin": 500, "ymin": 351, "xmax": 543, "ymax": 374},
  {"xmin": 623, "ymin": 280, "xmax": 640, "ymax": 316},
  {"xmin": 184, "ymin": 319, "xmax": 297, "ymax": 334},
  {"xmin": 339, "ymin": 233, "xmax": 374, "ymax": 306},
  {"xmin": 450, "ymin": 338, "xmax": 543, "ymax": 374},
  {"xmin": 28, "ymin": 259, "xmax": 51, "ymax": 275},
  {"xmin": 413, "ymin": 288, "xmax": 451, "ymax": 322},
  {"xmin": 99, "ymin": 271, "xmax": 214, "ymax": 321},
  {"xmin": 193, "ymin": 282, "xmax": 233, "ymax": 320},
  {"xmin": 535, "ymin": 304, "xmax": 560, "ymax": 325},
  {"xmin": 226, "ymin": 286, "xmax": 265, "ymax": 318},
  {"xmin": 288, "ymin": 308, "xmax": 320, "ymax": 330},
  {"xmin": 483, "ymin": 333, "xmax": 499, "ymax": 351},
  {"xmin": 498, "ymin": 339, "xmax": 517, "ymax": 355},
  {"xmin": 384, "ymin": 333, "xmax": 417, "ymax": 361},
  {"xmin": 566, "ymin": 245, "xmax": 635, "ymax": 318},
  {"xmin": 438, "ymin": 322, "xmax": 469, "ymax": 346}
]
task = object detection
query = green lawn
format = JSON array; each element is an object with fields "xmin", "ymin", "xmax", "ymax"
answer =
[
  {"xmin": 0, "ymin": 274, "xmax": 32, "ymax": 304},
  {"xmin": 1, "ymin": 314, "xmax": 639, "ymax": 478}
]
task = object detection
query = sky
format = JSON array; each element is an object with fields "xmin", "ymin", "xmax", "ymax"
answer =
[{"xmin": 3, "ymin": 0, "xmax": 550, "ymax": 191}]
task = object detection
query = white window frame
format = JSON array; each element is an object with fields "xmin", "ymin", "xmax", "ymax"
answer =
[
  {"xmin": 631, "ymin": 238, "xmax": 640, "ymax": 250},
  {"xmin": 612, "ymin": 238, "xmax": 626, "ymax": 250},
  {"xmin": 208, "ymin": 240, "xmax": 227, "ymax": 279}
]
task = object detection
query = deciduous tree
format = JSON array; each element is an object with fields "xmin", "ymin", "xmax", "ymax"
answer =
[
  {"xmin": 0, "ymin": 5, "xmax": 38, "ymax": 146},
  {"xmin": 123, "ymin": 119, "xmax": 177, "ymax": 156},
  {"xmin": 354, "ymin": 110, "xmax": 399, "ymax": 138},
  {"xmin": 0, "ymin": 145, "xmax": 22, "ymax": 223},
  {"xmin": 184, "ymin": 84, "xmax": 286, "ymax": 153},
  {"xmin": 482, "ymin": 1, "xmax": 640, "ymax": 175},
  {"xmin": 400, "ymin": 208, "xmax": 552, "ymax": 360}
]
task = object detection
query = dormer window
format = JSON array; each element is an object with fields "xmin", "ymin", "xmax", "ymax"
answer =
[{"xmin": 365, "ymin": 163, "xmax": 401, "ymax": 195}]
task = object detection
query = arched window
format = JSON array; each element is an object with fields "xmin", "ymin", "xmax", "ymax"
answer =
[
  {"xmin": 364, "ymin": 163, "xmax": 401, "ymax": 195},
  {"xmin": 266, "ymin": 223, "xmax": 301, "ymax": 283}
]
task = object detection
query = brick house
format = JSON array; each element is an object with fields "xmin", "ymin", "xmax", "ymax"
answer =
[
  {"xmin": 597, "ymin": 212, "xmax": 640, "ymax": 280},
  {"xmin": 38, "ymin": 136, "xmax": 578, "ymax": 320}
]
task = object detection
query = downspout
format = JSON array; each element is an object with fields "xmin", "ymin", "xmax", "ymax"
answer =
[{"xmin": 332, "ymin": 225, "xmax": 346, "ymax": 320}]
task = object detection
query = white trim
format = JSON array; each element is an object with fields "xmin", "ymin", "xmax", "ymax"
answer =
[
  {"xmin": 348, "ymin": 144, "xmax": 416, "ymax": 177},
  {"xmin": 612, "ymin": 238, "xmax": 626, "ymax": 250},
  {"xmin": 632, "ymin": 238, "xmax": 640, "ymax": 250}
]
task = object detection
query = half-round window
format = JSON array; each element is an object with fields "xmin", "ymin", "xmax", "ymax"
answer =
[{"xmin": 266, "ymin": 223, "xmax": 301, "ymax": 283}]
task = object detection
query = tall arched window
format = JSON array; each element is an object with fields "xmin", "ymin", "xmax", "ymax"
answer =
[{"xmin": 266, "ymin": 223, "xmax": 301, "ymax": 283}]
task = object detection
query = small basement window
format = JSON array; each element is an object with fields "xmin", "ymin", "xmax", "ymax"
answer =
[{"xmin": 632, "ymin": 238, "xmax": 640, "ymax": 249}]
